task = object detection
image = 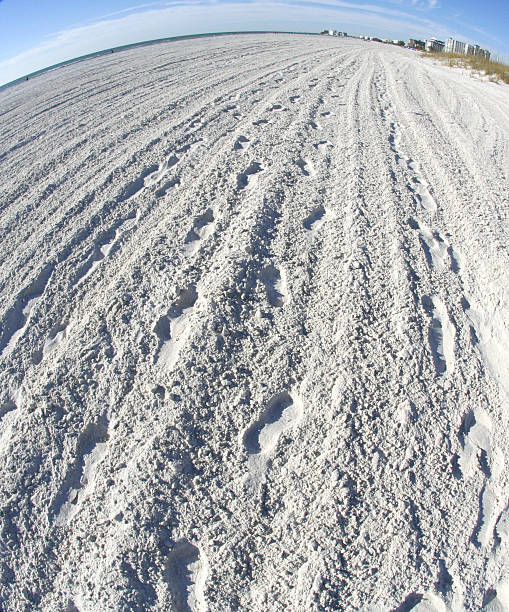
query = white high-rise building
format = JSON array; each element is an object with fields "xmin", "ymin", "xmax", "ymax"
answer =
[
  {"xmin": 425, "ymin": 38, "xmax": 445, "ymax": 52},
  {"xmin": 445, "ymin": 38, "xmax": 490, "ymax": 59},
  {"xmin": 445, "ymin": 38, "xmax": 466, "ymax": 54}
]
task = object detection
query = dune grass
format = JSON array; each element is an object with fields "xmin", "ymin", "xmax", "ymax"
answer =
[{"xmin": 424, "ymin": 51, "xmax": 509, "ymax": 84}]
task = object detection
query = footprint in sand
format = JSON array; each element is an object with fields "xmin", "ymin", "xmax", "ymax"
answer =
[
  {"xmin": 0, "ymin": 263, "xmax": 54, "ymax": 359},
  {"xmin": 153, "ymin": 286, "xmax": 199, "ymax": 370},
  {"xmin": 54, "ymin": 420, "xmax": 110, "ymax": 527},
  {"xmin": 267, "ymin": 103, "xmax": 285, "ymax": 112},
  {"xmin": 303, "ymin": 205, "xmax": 326, "ymax": 239},
  {"xmin": 242, "ymin": 391, "xmax": 303, "ymax": 492},
  {"xmin": 296, "ymin": 158, "xmax": 316, "ymax": 177},
  {"xmin": 234, "ymin": 135, "xmax": 250, "ymax": 151},
  {"xmin": 314, "ymin": 141, "xmax": 333, "ymax": 155},
  {"xmin": 165, "ymin": 539, "xmax": 208, "ymax": 612},
  {"xmin": 422, "ymin": 295, "xmax": 455, "ymax": 377},
  {"xmin": 455, "ymin": 407, "xmax": 503, "ymax": 549},
  {"xmin": 32, "ymin": 319, "xmax": 68, "ymax": 365},
  {"xmin": 409, "ymin": 218, "xmax": 450, "ymax": 272},
  {"xmin": 237, "ymin": 161, "xmax": 264, "ymax": 190},
  {"xmin": 155, "ymin": 177, "xmax": 180, "ymax": 198},
  {"xmin": 259, "ymin": 264, "xmax": 288, "ymax": 307},
  {"xmin": 183, "ymin": 209, "xmax": 215, "ymax": 256}
]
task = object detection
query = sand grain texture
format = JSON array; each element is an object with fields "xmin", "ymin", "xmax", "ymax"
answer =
[{"xmin": 0, "ymin": 34, "xmax": 509, "ymax": 611}]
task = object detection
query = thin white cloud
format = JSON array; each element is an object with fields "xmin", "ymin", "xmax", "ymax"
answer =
[
  {"xmin": 281, "ymin": 0, "xmax": 438, "ymax": 22},
  {"xmin": 444, "ymin": 17, "xmax": 504, "ymax": 45},
  {"xmin": 98, "ymin": 1, "xmax": 175, "ymax": 20}
]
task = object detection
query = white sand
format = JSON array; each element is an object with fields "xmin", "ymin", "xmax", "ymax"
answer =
[{"xmin": 0, "ymin": 33, "xmax": 508, "ymax": 611}]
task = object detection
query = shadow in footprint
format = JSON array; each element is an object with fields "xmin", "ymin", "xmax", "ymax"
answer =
[
  {"xmin": 392, "ymin": 593, "xmax": 423, "ymax": 612},
  {"xmin": 168, "ymin": 286, "xmax": 198, "ymax": 319},
  {"xmin": 259, "ymin": 265, "xmax": 286, "ymax": 307},
  {"xmin": 155, "ymin": 177, "xmax": 180, "ymax": 199},
  {"xmin": 153, "ymin": 314, "xmax": 171, "ymax": 345},
  {"xmin": 237, "ymin": 162, "xmax": 264, "ymax": 190},
  {"xmin": 314, "ymin": 141, "xmax": 332, "ymax": 155},
  {"xmin": 243, "ymin": 391, "xmax": 301, "ymax": 456},
  {"xmin": 165, "ymin": 540, "xmax": 202, "ymax": 612},
  {"xmin": 296, "ymin": 158, "xmax": 315, "ymax": 177},
  {"xmin": 304, "ymin": 205, "xmax": 325, "ymax": 232},
  {"xmin": 429, "ymin": 313, "xmax": 446, "ymax": 375},
  {"xmin": 154, "ymin": 286, "xmax": 199, "ymax": 368},
  {"xmin": 184, "ymin": 209, "xmax": 215, "ymax": 255},
  {"xmin": 185, "ymin": 209, "xmax": 214, "ymax": 243},
  {"xmin": 234, "ymin": 135, "xmax": 250, "ymax": 151},
  {"xmin": 422, "ymin": 295, "xmax": 455, "ymax": 376},
  {"xmin": 118, "ymin": 165, "xmax": 158, "ymax": 203}
]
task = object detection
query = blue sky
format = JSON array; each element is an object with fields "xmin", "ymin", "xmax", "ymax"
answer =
[{"xmin": 0, "ymin": 0, "xmax": 507, "ymax": 85}]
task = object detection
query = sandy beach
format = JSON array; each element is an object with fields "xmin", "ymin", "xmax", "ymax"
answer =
[{"xmin": 0, "ymin": 33, "xmax": 508, "ymax": 610}]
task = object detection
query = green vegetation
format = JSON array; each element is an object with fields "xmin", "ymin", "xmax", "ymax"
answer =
[{"xmin": 424, "ymin": 51, "xmax": 509, "ymax": 84}]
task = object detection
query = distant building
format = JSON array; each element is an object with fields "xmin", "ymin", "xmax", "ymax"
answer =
[
  {"xmin": 445, "ymin": 38, "xmax": 491, "ymax": 60},
  {"xmin": 445, "ymin": 38, "xmax": 466, "ymax": 54},
  {"xmin": 425, "ymin": 38, "xmax": 445, "ymax": 52},
  {"xmin": 407, "ymin": 39, "xmax": 425, "ymax": 50},
  {"xmin": 466, "ymin": 43, "xmax": 483, "ymax": 56}
]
